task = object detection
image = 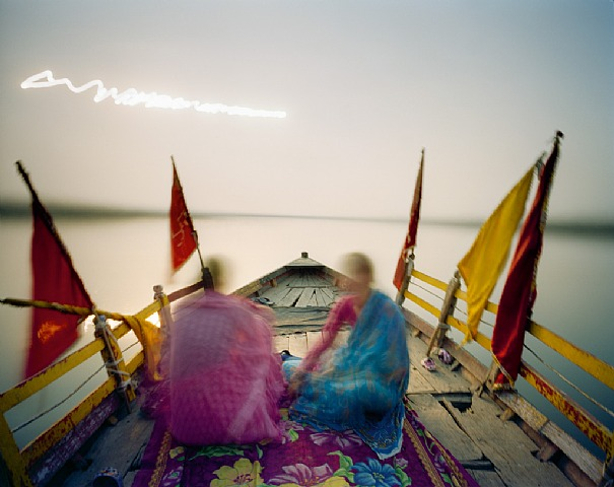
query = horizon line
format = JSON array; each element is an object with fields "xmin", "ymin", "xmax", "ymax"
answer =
[{"xmin": 1, "ymin": 201, "xmax": 613, "ymax": 236}]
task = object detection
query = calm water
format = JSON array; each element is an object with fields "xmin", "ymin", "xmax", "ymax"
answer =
[{"xmin": 0, "ymin": 215, "xmax": 612, "ymax": 457}]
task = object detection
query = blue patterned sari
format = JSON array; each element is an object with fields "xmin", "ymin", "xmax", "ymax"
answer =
[{"xmin": 285, "ymin": 290, "xmax": 409, "ymax": 459}]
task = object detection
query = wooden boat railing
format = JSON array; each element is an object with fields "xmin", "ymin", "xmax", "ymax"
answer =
[
  {"xmin": 398, "ymin": 265, "xmax": 614, "ymax": 482},
  {"xmin": 0, "ymin": 282, "xmax": 204, "ymax": 487}
]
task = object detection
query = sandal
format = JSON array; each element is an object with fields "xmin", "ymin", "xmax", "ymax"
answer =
[
  {"xmin": 93, "ymin": 467, "xmax": 122, "ymax": 487},
  {"xmin": 421, "ymin": 357, "xmax": 436, "ymax": 371},
  {"xmin": 438, "ymin": 348, "xmax": 452, "ymax": 365}
]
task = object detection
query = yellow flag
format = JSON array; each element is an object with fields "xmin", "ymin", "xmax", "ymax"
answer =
[{"xmin": 458, "ymin": 166, "xmax": 534, "ymax": 343}]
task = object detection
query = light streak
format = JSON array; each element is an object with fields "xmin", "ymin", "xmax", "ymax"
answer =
[{"xmin": 21, "ymin": 70, "xmax": 287, "ymax": 119}]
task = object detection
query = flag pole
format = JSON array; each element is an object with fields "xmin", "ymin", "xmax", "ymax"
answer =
[
  {"xmin": 394, "ymin": 148, "xmax": 424, "ymax": 305},
  {"xmin": 170, "ymin": 156, "xmax": 214, "ymax": 289},
  {"xmin": 15, "ymin": 161, "xmax": 93, "ymax": 305}
]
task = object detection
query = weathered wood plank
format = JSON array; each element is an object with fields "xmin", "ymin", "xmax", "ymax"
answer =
[
  {"xmin": 315, "ymin": 289, "xmax": 332, "ymax": 307},
  {"xmin": 319, "ymin": 287, "xmax": 334, "ymax": 301},
  {"xmin": 277, "ymin": 288, "xmax": 303, "ymax": 307},
  {"xmin": 406, "ymin": 337, "xmax": 471, "ymax": 394},
  {"xmin": 261, "ymin": 285, "xmax": 292, "ymax": 304},
  {"xmin": 307, "ymin": 290, "xmax": 320, "ymax": 307},
  {"xmin": 407, "ymin": 394, "xmax": 483, "ymax": 463},
  {"xmin": 447, "ymin": 395, "xmax": 575, "ymax": 487},
  {"xmin": 407, "ymin": 364, "xmax": 437, "ymax": 394},
  {"xmin": 60, "ymin": 410, "xmax": 154, "ymax": 487},
  {"xmin": 466, "ymin": 469, "xmax": 507, "ymax": 487},
  {"xmin": 295, "ymin": 288, "xmax": 316, "ymax": 308}
]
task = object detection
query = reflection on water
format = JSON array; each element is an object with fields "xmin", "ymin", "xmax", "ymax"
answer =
[{"xmin": 0, "ymin": 215, "xmax": 613, "ymax": 456}]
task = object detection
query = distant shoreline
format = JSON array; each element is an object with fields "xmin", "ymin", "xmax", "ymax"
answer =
[{"xmin": 2, "ymin": 201, "xmax": 613, "ymax": 237}]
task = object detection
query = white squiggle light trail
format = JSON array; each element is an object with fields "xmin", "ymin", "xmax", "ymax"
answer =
[{"xmin": 21, "ymin": 70, "xmax": 287, "ymax": 119}]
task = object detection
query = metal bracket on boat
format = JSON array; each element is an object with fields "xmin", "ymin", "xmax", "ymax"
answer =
[{"xmin": 426, "ymin": 271, "xmax": 460, "ymax": 357}]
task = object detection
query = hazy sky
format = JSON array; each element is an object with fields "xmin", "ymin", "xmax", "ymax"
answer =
[{"xmin": 1, "ymin": 1, "xmax": 612, "ymax": 222}]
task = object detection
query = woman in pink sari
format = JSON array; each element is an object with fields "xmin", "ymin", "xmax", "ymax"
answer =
[{"xmin": 160, "ymin": 257, "xmax": 286, "ymax": 446}]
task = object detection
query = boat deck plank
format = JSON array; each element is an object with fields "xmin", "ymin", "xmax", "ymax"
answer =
[
  {"xmin": 60, "ymin": 404, "xmax": 154, "ymax": 487},
  {"xmin": 406, "ymin": 333, "xmax": 472, "ymax": 394},
  {"xmin": 447, "ymin": 394, "xmax": 575, "ymax": 487},
  {"xmin": 407, "ymin": 393, "xmax": 483, "ymax": 463},
  {"xmin": 277, "ymin": 288, "xmax": 303, "ymax": 307},
  {"xmin": 295, "ymin": 287, "xmax": 316, "ymax": 307},
  {"xmin": 466, "ymin": 469, "xmax": 508, "ymax": 487}
]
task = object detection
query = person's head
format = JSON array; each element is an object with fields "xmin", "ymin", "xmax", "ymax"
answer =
[
  {"xmin": 205, "ymin": 255, "xmax": 228, "ymax": 293},
  {"xmin": 341, "ymin": 252, "xmax": 373, "ymax": 294}
]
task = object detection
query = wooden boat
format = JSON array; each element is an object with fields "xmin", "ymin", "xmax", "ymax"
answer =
[{"xmin": 1, "ymin": 251, "xmax": 612, "ymax": 486}]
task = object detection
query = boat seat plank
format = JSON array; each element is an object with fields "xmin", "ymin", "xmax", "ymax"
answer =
[
  {"xmin": 305, "ymin": 331, "xmax": 321, "ymax": 352},
  {"xmin": 295, "ymin": 288, "xmax": 316, "ymax": 308},
  {"xmin": 285, "ymin": 334, "xmax": 309, "ymax": 357},
  {"xmin": 447, "ymin": 395, "xmax": 575, "ymax": 487},
  {"xmin": 273, "ymin": 335, "xmax": 290, "ymax": 353},
  {"xmin": 407, "ymin": 394, "xmax": 483, "ymax": 463}
]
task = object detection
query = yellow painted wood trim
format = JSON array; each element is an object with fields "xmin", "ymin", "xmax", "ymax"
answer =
[
  {"xmin": 527, "ymin": 321, "xmax": 614, "ymax": 390},
  {"xmin": 126, "ymin": 351, "xmax": 144, "ymax": 375},
  {"xmin": 404, "ymin": 291, "xmax": 439, "ymax": 318},
  {"xmin": 410, "ymin": 269, "xmax": 448, "ymax": 292},
  {"xmin": 520, "ymin": 362, "xmax": 612, "ymax": 454},
  {"xmin": 0, "ymin": 322, "xmax": 131, "ymax": 414},
  {"xmin": 22, "ymin": 377, "xmax": 116, "ymax": 468},
  {"xmin": 134, "ymin": 300, "xmax": 163, "ymax": 321},
  {"xmin": 0, "ymin": 340, "xmax": 104, "ymax": 413},
  {"xmin": 0, "ymin": 412, "xmax": 33, "ymax": 486},
  {"xmin": 447, "ymin": 315, "xmax": 492, "ymax": 350},
  {"xmin": 404, "ymin": 290, "xmax": 492, "ymax": 350},
  {"xmin": 110, "ymin": 321, "xmax": 131, "ymax": 339},
  {"xmin": 410, "ymin": 268, "xmax": 499, "ymax": 314}
]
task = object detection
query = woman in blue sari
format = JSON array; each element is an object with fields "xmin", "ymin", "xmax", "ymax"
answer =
[{"xmin": 283, "ymin": 253, "xmax": 410, "ymax": 459}]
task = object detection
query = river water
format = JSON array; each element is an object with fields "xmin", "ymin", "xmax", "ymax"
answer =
[{"xmin": 0, "ymin": 214, "xmax": 612, "ymax": 458}]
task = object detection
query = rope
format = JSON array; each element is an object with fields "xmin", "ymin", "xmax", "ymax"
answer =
[
  {"xmin": 522, "ymin": 343, "xmax": 614, "ymax": 420},
  {"xmin": 452, "ymin": 303, "xmax": 494, "ymax": 329},
  {"xmin": 10, "ymin": 340, "xmax": 141, "ymax": 434},
  {"xmin": 0, "ymin": 297, "xmax": 145, "ymax": 324},
  {"xmin": 409, "ymin": 281, "xmax": 443, "ymax": 303},
  {"xmin": 408, "ymin": 282, "xmax": 494, "ymax": 329}
]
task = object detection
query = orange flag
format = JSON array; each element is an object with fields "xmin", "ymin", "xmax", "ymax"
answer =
[
  {"xmin": 170, "ymin": 159, "xmax": 198, "ymax": 272},
  {"xmin": 17, "ymin": 162, "xmax": 93, "ymax": 378},
  {"xmin": 492, "ymin": 133, "xmax": 562, "ymax": 385},
  {"xmin": 393, "ymin": 149, "xmax": 424, "ymax": 290}
]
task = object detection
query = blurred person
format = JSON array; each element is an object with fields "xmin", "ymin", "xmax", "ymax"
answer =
[
  {"xmin": 155, "ymin": 256, "xmax": 286, "ymax": 445},
  {"xmin": 283, "ymin": 252, "xmax": 410, "ymax": 459}
]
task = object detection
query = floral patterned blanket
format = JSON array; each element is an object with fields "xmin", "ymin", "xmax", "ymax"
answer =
[{"xmin": 133, "ymin": 400, "xmax": 479, "ymax": 487}]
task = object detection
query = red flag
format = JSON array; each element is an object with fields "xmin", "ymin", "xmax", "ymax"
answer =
[
  {"xmin": 491, "ymin": 133, "xmax": 562, "ymax": 386},
  {"xmin": 393, "ymin": 149, "xmax": 424, "ymax": 290},
  {"xmin": 170, "ymin": 160, "xmax": 198, "ymax": 272},
  {"xmin": 17, "ymin": 162, "xmax": 93, "ymax": 378}
]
